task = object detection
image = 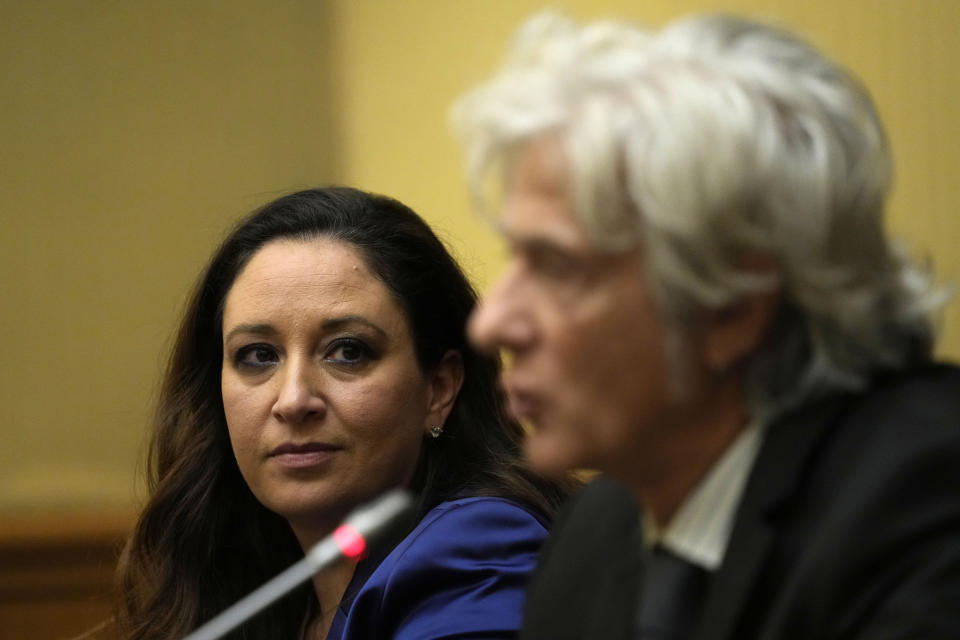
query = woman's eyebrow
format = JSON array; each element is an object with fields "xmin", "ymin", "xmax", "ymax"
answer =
[
  {"xmin": 224, "ymin": 317, "xmax": 390, "ymax": 343},
  {"xmin": 322, "ymin": 315, "xmax": 388, "ymax": 339},
  {"xmin": 223, "ymin": 323, "xmax": 277, "ymax": 343}
]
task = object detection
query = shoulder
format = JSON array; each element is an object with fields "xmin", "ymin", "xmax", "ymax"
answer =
[
  {"xmin": 835, "ymin": 362, "xmax": 960, "ymax": 498},
  {"xmin": 820, "ymin": 363, "xmax": 960, "ymax": 476},
  {"xmin": 544, "ymin": 475, "xmax": 639, "ymax": 555},
  {"xmin": 763, "ymin": 363, "xmax": 960, "ymax": 489},
  {"xmin": 401, "ymin": 496, "xmax": 551, "ymax": 551},
  {"xmin": 561, "ymin": 474, "xmax": 638, "ymax": 523},
  {"xmin": 374, "ymin": 496, "xmax": 550, "ymax": 579},
  {"xmin": 520, "ymin": 476, "xmax": 642, "ymax": 640},
  {"xmin": 854, "ymin": 362, "xmax": 960, "ymax": 425},
  {"xmin": 338, "ymin": 497, "xmax": 549, "ymax": 640},
  {"xmin": 752, "ymin": 363, "xmax": 960, "ymax": 537},
  {"xmin": 745, "ymin": 364, "xmax": 960, "ymax": 636}
]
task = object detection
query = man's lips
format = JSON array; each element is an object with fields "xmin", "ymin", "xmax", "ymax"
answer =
[
  {"xmin": 504, "ymin": 385, "xmax": 542, "ymax": 422},
  {"xmin": 269, "ymin": 442, "xmax": 341, "ymax": 468}
]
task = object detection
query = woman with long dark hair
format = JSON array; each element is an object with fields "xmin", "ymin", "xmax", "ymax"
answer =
[{"xmin": 116, "ymin": 187, "xmax": 569, "ymax": 639}]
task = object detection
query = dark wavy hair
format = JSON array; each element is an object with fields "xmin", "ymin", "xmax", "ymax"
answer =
[{"xmin": 116, "ymin": 187, "xmax": 570, "ymax": 639}]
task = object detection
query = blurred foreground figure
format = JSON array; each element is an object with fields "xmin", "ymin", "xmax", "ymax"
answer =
[{"xmin": 455, "ymin": 11, "xmax": 960, "ymax": 640}]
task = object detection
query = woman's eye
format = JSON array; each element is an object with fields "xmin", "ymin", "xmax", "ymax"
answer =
[
  {"xmin": 235, "ymin": 344, "xmax": 279, "ymax": 369},
  {"xmin": 325, "ymin": 338, "xmax": 374, "ymax": 366}
]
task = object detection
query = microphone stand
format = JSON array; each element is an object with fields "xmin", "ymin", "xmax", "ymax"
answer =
[{"xmin": 181, "ymin": 489, "xmax": 413, "ymax": 640}]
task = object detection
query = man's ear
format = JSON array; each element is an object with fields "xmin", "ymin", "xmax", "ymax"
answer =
[
  {"xmin": 700, "ymin": 289, "xmax": 781, "ymax": 373},
  {"xmin": 425, "ymin": 350, "xmax": 465, "ymax": 431},
  {"xmin": 698, "ymin": 254, "xmax": 781, "ymax": 373}
]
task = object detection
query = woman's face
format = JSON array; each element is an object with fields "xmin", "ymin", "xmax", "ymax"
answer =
[{"xmin": 221, "ymin": 237, "xmax": 459, "ymax": 538}]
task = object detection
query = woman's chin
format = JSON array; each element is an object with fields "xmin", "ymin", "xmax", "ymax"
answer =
[{"xmin": 263, "ymin": 492, "xmax": 349, "ymax": 531}]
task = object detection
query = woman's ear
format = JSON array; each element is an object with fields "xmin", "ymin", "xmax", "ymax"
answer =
[{"xmin": 425, "ymin": 350, "xmax": 465, "ymax": 432}]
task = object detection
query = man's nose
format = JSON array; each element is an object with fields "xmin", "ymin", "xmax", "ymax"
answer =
[{"xmin": 468, "ymin": 262, "xmax": 536, "ymax": 356}]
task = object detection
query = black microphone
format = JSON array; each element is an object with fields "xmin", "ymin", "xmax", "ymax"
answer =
[{"xmin": 181, "ymin": 489, "xmax": 414, "ymax": 640}]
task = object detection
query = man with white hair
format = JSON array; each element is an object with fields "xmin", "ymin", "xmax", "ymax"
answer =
[{"xmin": 454, "ymin": 12, "xmax": 960, "ymax": 640}]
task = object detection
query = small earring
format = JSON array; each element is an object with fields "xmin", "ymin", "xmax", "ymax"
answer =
[{"xmin": 429, "ymin": 424, "xmax": 444, "ymax": 438}]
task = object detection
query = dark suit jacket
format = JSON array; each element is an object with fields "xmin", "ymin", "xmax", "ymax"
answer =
[{"xmin": 521, "ymin": 364, "xmax": 960, "ymax": 640}]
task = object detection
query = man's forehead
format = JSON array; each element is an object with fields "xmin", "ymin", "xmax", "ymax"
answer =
[
  {"xmin": 502, "ymin": 135, "xmax": 569, "ymax": 200},
  {"xmin": 497, "ymin": 208, "xmax": 592, "ymax": 255},
  {"xmin": 500, "ymin": 185, "xmax": 591, "ymax": 253}
]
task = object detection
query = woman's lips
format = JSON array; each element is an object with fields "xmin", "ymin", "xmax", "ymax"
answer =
[{"xmin": 270, "ymin": 442, "xmax": 340, "ymax": 469}]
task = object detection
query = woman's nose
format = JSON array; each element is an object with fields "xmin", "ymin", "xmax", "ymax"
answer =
[{"xmin": 272, "ymin": 358, "xmax": 326, "ymax": 425}]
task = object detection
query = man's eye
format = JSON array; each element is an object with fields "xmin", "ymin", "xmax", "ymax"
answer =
[
  {"xmin": 531, "ymin": 250, "xmax": 576, "ymax": 278},
  {"xmin": 325, "ymin": 338, "xmax": 375, "ymax": 365},
  {"xmin": 235, "ymin": 345, "xmax": 279, "ymax": 369}
]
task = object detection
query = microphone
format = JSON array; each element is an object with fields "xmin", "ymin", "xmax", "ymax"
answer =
[{"xmin": 181, "ymin": 489, "xmax": 414, "ymax": 640}]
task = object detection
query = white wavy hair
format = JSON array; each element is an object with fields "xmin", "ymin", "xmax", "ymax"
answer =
[{"xmin": 454, "ymin": 11, "xmax": 945, "ymax": 417}]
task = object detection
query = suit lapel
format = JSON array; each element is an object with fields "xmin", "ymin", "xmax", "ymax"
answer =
[
  {"xmin": 694, "ymin": 396, "xmax": 848, "ymax": 640},
  {"xmin": 522, "ymin": 476, "xmax": 643, "ymax": 640},
  {"xmin": 588, "ymin": 480, "xmax": 643, "ymax": 640},
  {"xmin": 587, "ymin": 534, "xmax": 643, "ymax": 640}
]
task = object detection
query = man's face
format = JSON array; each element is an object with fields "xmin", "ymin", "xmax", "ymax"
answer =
[{"xmin": 468, "ymin": 135, "xmax": 682, "ymax": 480}]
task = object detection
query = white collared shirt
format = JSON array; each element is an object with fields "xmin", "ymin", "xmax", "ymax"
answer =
[{"xmin": 641, "ymin": 422, "xmax": 765, "ymax": 570}]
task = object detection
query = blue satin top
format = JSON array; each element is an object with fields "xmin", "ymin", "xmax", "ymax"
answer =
[{"xmin": 326, "ymin": 496, "xmax": 549, "ymax": 639}]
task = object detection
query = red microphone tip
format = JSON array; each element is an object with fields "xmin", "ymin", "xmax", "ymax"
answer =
[{"xmin": 333, "ymin": 524, "xmax": 367, "ymax": 560}]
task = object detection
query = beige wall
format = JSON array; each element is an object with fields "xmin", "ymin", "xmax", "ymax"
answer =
[
  {"xmin": 0, "ymin": 2, "xmax": 341, "ymax": 511},
  {"xmin": 329, "ymin": 0, "xmax": 960, "ymax": 334},
  {"xmin": 2, "ymin": 0, "xmax": 958, "ymax": 513}
]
